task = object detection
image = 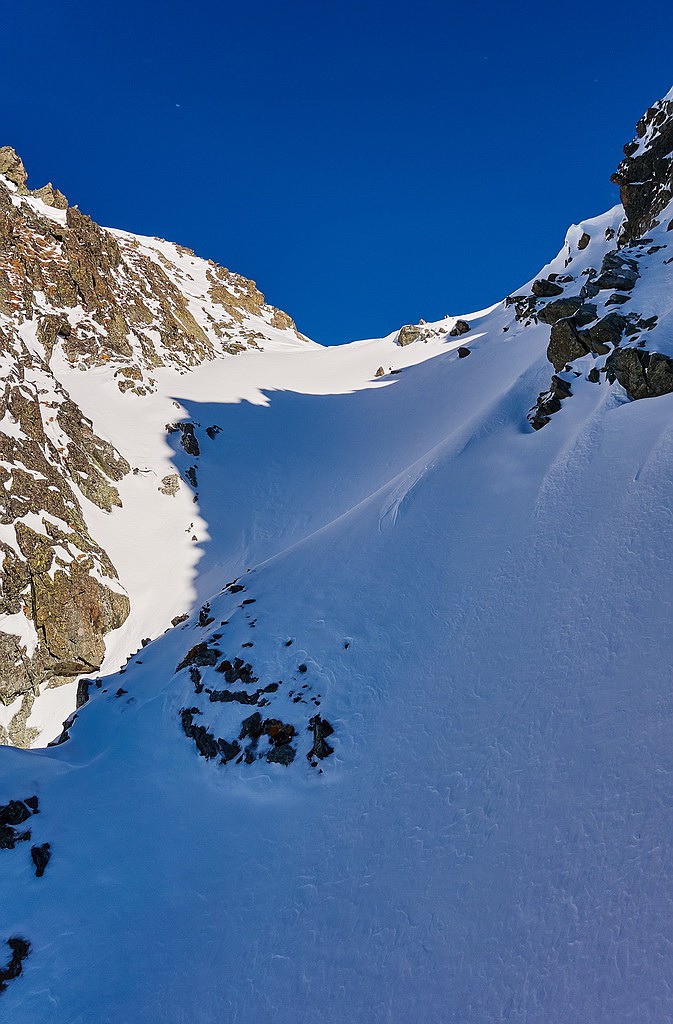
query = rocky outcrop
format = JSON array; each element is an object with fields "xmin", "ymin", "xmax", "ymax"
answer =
[
  {"xmin": 0, "ymin": 147, "xmax": 67, "ymax": 211},
  {"xmin": 0, "ymin": 148, "xmax": 306, "ymax": 392},
  {"xmin": 605, "ymin": 348, "xmax": 673, "ymax": 400},
  {"xmin": 612, "ymin": 91, "xmax": 673, "ymax": 245},
  {"xmin": 397, "ymin": 324, "xmax": 421, "ymax": 347},
  {"xmin": 0, "ymin": 314, "xmax": 132, "ymax": 738},
  {"xmin": 0, "ymin": 148, "xmax": 311, "ymax": 744},
  {"xmin": 529, "ymin": 374, "xmax": 573, "ymax": 430},
  {"xmin": 0, "ymin": 937, "xmax": 30, "ymax": 994},
  {"xmin": 532, "ymin": 278, "xmax": 563, "ymax": 298}
]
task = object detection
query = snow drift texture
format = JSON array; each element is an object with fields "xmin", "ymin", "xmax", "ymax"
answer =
[{"xmin": 1, "ymin": 89, "xmax": 673, "ymax": 1022}]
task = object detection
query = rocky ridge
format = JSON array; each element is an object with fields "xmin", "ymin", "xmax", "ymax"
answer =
[{"xmin": 0, "ymin": 148, "xmax": 309, "ymax": 743}]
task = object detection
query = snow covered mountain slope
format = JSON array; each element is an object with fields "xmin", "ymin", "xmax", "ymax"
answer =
[{"xmin": 2, "ymin": 90, "xmax": 673, "ymax": 1021}]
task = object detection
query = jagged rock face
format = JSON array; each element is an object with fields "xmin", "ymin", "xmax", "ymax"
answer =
[
  {"xmin": 0, "ymin": 147, "xmax": 66, "ymax": 209},
  {"xmin": 0, "ymin": 320, "xmax": 131, "ymax": 744},
  {"xmin": 0, "ymin": 148, "xmax": 306, "ymax": 394},
  {"xmin": 612, "ymin": 92, "xmax": 673, "ymax": 244},
  {"xmin": 0, "ymin": 148, "xmax": 309, "ymax": 745}
]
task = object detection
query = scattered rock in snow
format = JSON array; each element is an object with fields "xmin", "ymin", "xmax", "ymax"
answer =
[
  {"xmin": 0, "ymin": 936, "xmax": 31, "ymax": 994},
  {"xmin": 30, "ymin": 843, "xmax": 51, "ymax": 878},
  {"xmin": 215, "ymin": 657, "xmax": 258, "ymax": 685},
  {"xmin": 529, "ymin": 375, "xmax": 573, "ymax": 430},
  {"xmin": 307, "ymin": 715, "xmax": 335, "ymax": 762},
  {"xmin": 159, "ymin": 473, "xmax": 180, "ymax": 496},
  {"xmin": 176, "ymin": 643, "xmax": 221, "ymax": 672},
  {"xmin": 449, "ymin": 319, "xmax": 471, "ymax": 336},
  {"xmin": 180, "ymin": 707, "xmax": 219, "ymax": 760}
]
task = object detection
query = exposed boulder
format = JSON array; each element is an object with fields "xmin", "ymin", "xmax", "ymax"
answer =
[
  {"xmin": 0, "ymin": 937, "xmax": 30, "ymax": 994},
  {"xmin": 605, "ymin": 348, "xmax": 673, "ymax": 400},
  {"xmin": 547, "ymin": 318, "xmax": 589, "ymax": 371},
  {"xmin": 532, "ymin": 278, "xmax": 564, "ymax": 298},
  {"xmin": 529, "ymin": 375, "xmax": 573, "ymax": 431},
  {"xmin": 580, "ymin": 313, "xmax": 628, "ymax": 354},
  {"xmin": 31, "ymin": 843, "xmax": 51, "ymax": 877},
  {"xmin": 546, "ymin": 303, "xmax": 626, "ymax": 372},
  {"xmin": 176, "ymin": 643, "xmax": 221, "ymax": 673},
  {"xmin": 307, "ymin": 715, "xmax": 335, "ymax": 761},
  {"xmin": 594, "ymin": 251, "xmax": 639, "ymax": 292},
  {"xmin": 449, "ymin": 319, "xmax": 471, "ymax": 336},
  {"xmin": 397, "ymin": 324, "xmax": 421, "ymax": 347},
  {"xmin": 537, "ymin": 296, "xmax": 585, "ymax": 325}
]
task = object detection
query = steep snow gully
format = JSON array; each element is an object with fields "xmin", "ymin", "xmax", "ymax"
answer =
[{"xmin": 3, "ymin": 90, "xmax": 673, "ymax": 1022}]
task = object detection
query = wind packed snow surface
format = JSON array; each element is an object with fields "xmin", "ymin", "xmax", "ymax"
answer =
[{"xmin": 4, "ymin": 205, "xmax": 673, "ymax": 1022}]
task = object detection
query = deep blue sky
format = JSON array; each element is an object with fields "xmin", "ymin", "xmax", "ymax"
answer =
[{"xmin": 3, "ymin": 1, "xmax": 673, "ymax": 344}]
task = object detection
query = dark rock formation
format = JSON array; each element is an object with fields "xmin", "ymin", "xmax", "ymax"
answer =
[
  {"xmin": 0, "ymin": 936, "xmax": 30, "ymax": 994},
  {"xmin": 239, "ymin": 712, "xmax": 264, "ymax": 741},
  {"xmin": 267, "ymin": 743, "xmax": 296, "ymax": 765},
  {"xmin": 532, "ymin": 279, "xmax": 564, "ymax": 298},
  {"xmin": 0, "ymin": 798, "xmax": 40, "ymax": 850},
  {"xmin": 537, "ymin": 296, "xmax": 585, "ymax": 326},
  {"xmin": 581, "ymin": 313, "xmax": 627, "ymax": 353},
  {"xmin": 30, "ymin": 843, "xmax": 51, "ymax": 877},
  {"xmin": 529, "ymin": 375, "xmax": 573, "ymax": 430},
  {"xmin": 612, "ymin": 92, "xmax": 673, "ymax": 244},
  {"xmin": 176, "ymin": 644, "xmax": 221, "ymax": 673},
  {"xmin": 180, "ymin": 707, "xmax": 219, "ymax": 760},
  {"xmin": 605, "ymin": 348, "xmax": 673, "ymax": 400},
  {"xmin": 215, "ymin": 657, "xmax": 258, "ymax": 685},
  {"xmin": 307, "ymin": 715, "xmax": 335, "ymax": 761},
  {"xmin": 449, "ymin": 319, "xmax": 471, "ymax": 336},
  {"xmin": 218, "ymin": 738, "xmax": 241, "ymax": 763},
  {"xmin": 547, "ymin": 318, "xmax": 589, "ymax": 371},
  {"xmin": 594, "ymin": 251, "xmax": 639, "ymax": 292}
]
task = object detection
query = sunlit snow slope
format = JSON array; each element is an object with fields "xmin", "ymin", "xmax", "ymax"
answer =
[{"xmin": 3, "ymin": 92, "xmax": 673, "ymax": 1023}]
